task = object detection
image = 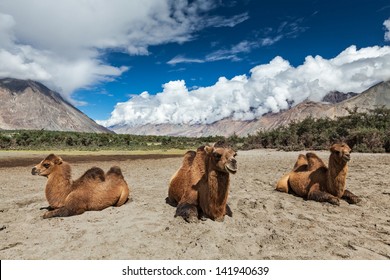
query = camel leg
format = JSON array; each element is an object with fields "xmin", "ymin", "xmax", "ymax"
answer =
[
  {"xmin": 42, "ymin": 196, "xmax": 87, "ymax": 219},
  {"xmin": 165, "ymin": 196, "xmax": 178, "ymax": 207},
  {"xmin": 226, "ymin": 204, "xmax": 233, "ymax": 217},
  {"xmin": 308, "ymin": 184, "xmax": 340, "ymax": 205},
  {"xmin": 175, "ymin": 203, "xmax": 199, "ymax": 223},
  {"xmin": 199, "ymin": 208, "xmax": 207, "ymax": 221},
  {"xmin": 40, "ymin": 206, "xmax": 55, "ymax": 211},
  {"xmin": 342, "ymin": 189, "xmax": 361, "ymax": 204},
  {"xmin": 42, "ymin": 206, "xmax": 86, "ymax": 219}
]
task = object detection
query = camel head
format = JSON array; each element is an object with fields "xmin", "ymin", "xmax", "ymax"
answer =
[
  {"xmin": 330, "ymin": 143, "xmax": 351, "ymax": 163},
  {"xmin": 205, "ymin": 141, "xmax": 237, "ymax": 174},
  {"xmin": 32, "ymin": 154, "xmax": 63, "ymax": 177}
]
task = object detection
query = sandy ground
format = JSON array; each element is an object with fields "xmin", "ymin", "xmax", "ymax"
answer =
[{"xmin": 0, "ymin": 149, "xmax": 389, "ymax": 260}]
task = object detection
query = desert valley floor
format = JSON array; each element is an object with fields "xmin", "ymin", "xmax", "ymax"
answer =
[{"xmin": 0, "ymin": 149, "xmax": 389, "ymax": 260}]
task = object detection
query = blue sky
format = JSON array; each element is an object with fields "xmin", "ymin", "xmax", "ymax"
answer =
[{"xmin": 1, "ymin": 0, "xmax": 390, "ymax": 126}]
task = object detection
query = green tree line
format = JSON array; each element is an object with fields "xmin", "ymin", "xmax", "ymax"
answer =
[
  {"xmin": 242, "ymin": 107, "xmax": 390, "ymax": 153},
  {"xmin": 0, "ymin": 129, "xmax": 224, "ymax": 151}
]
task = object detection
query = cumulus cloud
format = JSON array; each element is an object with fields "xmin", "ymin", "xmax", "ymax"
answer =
[
  {"xmin": 99, "ymin": 45, "xmax": 390, "ymax": 127},
  {"xmin": 0, "ymin": 0, "xmax": 246, "ymax": 102},
  {"xmin": 0, "ymin": 44, "xmax": 129, "ymax": 101}
]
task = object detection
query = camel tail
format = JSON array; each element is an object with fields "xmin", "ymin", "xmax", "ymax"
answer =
[{"xmin": 275, "ymin": 173, "xmax": 290, "ymax": 193}]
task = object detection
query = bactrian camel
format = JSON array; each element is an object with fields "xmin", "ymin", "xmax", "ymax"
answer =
[
  {"xmin": 32, "ymin": 154, "xmax": 130, "ymax": 218},
  {"xmin": 167, "ymin": 141, "xmax": 237, "ymax": 222},
  {"xmin": 276, "ymin": 143, "xmax": 360, "ymax": 205}
]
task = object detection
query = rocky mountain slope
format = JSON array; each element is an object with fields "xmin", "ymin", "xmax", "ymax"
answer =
[
  {"xmin": 0, "ymin": 78, "xmax": 110, "ymax": 133},
  {"xmin": 111, "ymin": 80, "xmax": 390, "ymax": 137},
  {"xmin": 322, "ymin": 91, "xmax": 358, "ymax": 104}
]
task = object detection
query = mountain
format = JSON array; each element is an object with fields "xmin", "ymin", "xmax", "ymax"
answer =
[
  {"xmin": 110, "ymin": 80, "xmax": 390, "ymax": 137},
  {"xmin": 322, "ymin": 91, "xmax": 358, "ymax": 104},
  {"xmin": 0, "ymin": 78, "xmax": 111, "ymax": 133}
]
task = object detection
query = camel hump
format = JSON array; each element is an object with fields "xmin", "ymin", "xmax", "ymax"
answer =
[
  {"xmin": 306, "ymin": 152, "xmax": 326, "ymax": 170},
  {"xmin": 107, "ymin": 166, "xmax": 124, "ymax": 178},
  {"xmin": 185, "ymin": 150, "xmax": 196, "ymax": 158},
  {"xmin": 183, "ymin": 151, "xmax": 196, "ymax": 165},
  {"xmin": 81, "ymin": 167, "xmax": 105, "ymax": 182},
  {"xmin": 306, "ymin": 152, "xmax": 319, "ymax": 159},
  {"xmin": 196, "ymin": 146, "xmax": 205, "ymax": 152},
  {"xmin": 293, "ymin": 154, "xmax": 308, "ymax": 169}
]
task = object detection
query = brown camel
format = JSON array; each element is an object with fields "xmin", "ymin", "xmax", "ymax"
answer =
[
  {"xmin": 276, "ymin": 143, "xmax": 360, "ymax": 205},
  {"xmin": 32, "ymin": 154, "xmax": 130, "ymax": 218},
  {"xmin": 167, "ymin": 141, "xmax": 237, "ymax": 222}
]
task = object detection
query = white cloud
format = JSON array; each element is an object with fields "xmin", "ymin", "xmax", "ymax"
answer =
[
  {"xmin": 0, "ymin": 0, "xmax": 246, "ymax": 103},
  {"xmin": 207, "ymin": 12, "xmax": 249, "ymax": 28},
  {"xmin": 167, "ymin": 40, "xmax": 259, "ymax": 65},
  {"xmin": 167, "ymin": 55, "xmax": 205, "ymax": 65},
  {"xmin": 384, "ymin": 18, "xmax": 390, "ymax": 41},
  {"xmin": 205, "ymin": 40, "xmax": 258, "ymax": 62},
  {"xmin": 98, "ymin": 45, "xmax": 390, "ymax": 127},
  {"xmin": 260, "ymin": 36, "xmax": 283, "ymax": 46},
  {"xmin": 167, "ymin": 18, "xmax": 308, "ymax": 65},
  {"xmin": 259, "ymin": 19, "xmax": 308, "ymax": 47}
]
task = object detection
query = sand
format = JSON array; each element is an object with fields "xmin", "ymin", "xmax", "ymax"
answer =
[{"xmin": 0, "ymin": 149, "xmax": 389, "ymax": 260}]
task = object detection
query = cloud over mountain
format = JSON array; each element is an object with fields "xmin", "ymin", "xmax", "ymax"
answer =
[
  {"xmin": 99, "ymin": 44, "xmax": 390, "ymax": 127},
  {"xmin": 0, "ymin": 0, "xmax": 247, "ymax": 103}
]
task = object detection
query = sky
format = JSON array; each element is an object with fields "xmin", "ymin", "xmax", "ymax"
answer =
[{"xmin": 0, "ymin": 0, "xmax": 390, "ymax": 127}]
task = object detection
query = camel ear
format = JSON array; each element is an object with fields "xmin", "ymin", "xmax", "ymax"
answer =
[
  {"xmin": 54, "ymin": 157, "xmax": 63, "ymax": 165},
  {"xmin": 204, "ymin": 145, "xmax": 214, "ymax": 154}
]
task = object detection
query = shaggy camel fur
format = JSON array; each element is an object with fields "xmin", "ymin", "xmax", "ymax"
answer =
[
  {"xmin": 32, "ymin": 154, "xmax": 130, "ymax": 218},
  {"xmin": 276, "ymin": 143, "xmax": 360, "ymax": 205},
  {"xmin": 167, "ymin": 141, "xmax": 237, "ymax": 222}
]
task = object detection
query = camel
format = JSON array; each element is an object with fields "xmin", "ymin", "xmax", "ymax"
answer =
[
  {"xmin": 167, "ymin": 141, "xmax": 237, "ymax": 222},
  {"xmin": 276, "ymin": 143, "xmax": 360, "ymax": 205},
  {"xmin": 32, "ymin": 154, "xmax": 130, "ymax": 218}
]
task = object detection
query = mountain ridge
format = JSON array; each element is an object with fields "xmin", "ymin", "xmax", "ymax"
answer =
[{"xmin": 0, "ymin": 78, "xmax": 111, "ymax": 133}]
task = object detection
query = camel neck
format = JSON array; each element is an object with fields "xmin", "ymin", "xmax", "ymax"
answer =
[
  {"xmin": 47, "ymin": 164, "xmax": 72, "ymax": 184},
  {"xmin": 197, "ymin": 156, "xmax": 231, "ymax": 220},
  {"xmin": 206, "ymin": 170, "xmax": 230, "ymax": 210},
  {"xmin": 208, "ymin": 170, "xmax": 229, "ymax": 196},
  {"xmin": 45, "ymin": 163, "xmax": 73, "ymax": 207},
  {"xmin": 327, "ymin": 155, "xmax": 348, "ymax": 197}
]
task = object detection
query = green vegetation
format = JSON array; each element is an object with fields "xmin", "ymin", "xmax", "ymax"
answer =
[
  {"xmin": 0, "ymin": 130, "xmax": 226, "ymax": 151},
  {"xmin": 1, "ymin": 107, "xmax": 389, "ymax": 153},
  {"xmin": 242, "ymin": 107, "xmax": 390, "ymax": 153}
]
